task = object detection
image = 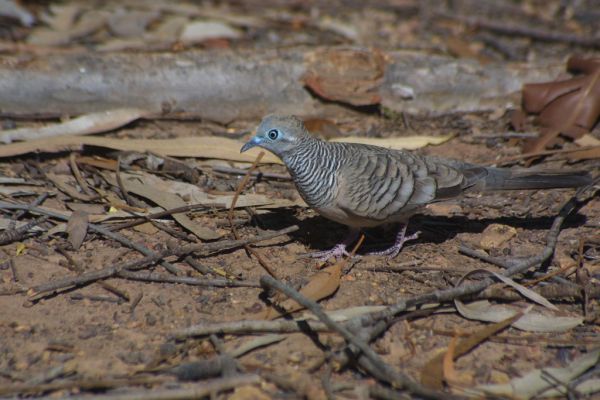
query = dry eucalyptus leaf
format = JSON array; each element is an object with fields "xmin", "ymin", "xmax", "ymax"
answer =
[
  {"xmin": 0, "ymin": 108, "xmax": 150, "ymax": 144},
  {"xmin": 478, "ymin": 223, "xmax": 517, "ymax": 250},
  {"xmin": 455, "ymin": 300, "xmax": 582, "ymax": 332},
  {"xmin": 180, "ymin": 20, "xmax": 241, "ymax": 44},
  {"xmin": 329, "ymin": 133, "xmax": 454, "ymax": 149},
  {"xmin": 115, "ymin": 172, "xmax": 220, "ymax": 240},
  {"xmin": 66, "ymin": 210, "xmax": 88, "ymax": 250},
  {"xmin": 471, "ymin": 348, "xmax": 600, "ymax": 399}
]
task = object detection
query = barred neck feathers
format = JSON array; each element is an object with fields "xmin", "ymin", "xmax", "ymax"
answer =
[{"xmin": 282, "ymin": 138, "xmax": 341, "ymax": 208}]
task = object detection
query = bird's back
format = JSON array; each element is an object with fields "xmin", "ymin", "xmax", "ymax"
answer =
[{"xmin": 284, "ymin": 139, "xmax": 590, "ymax": 228}]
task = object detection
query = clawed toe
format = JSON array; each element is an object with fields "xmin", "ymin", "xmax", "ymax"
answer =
[{"xmin": 308, "ymin": 244, "xmax": 350, "ymax": 262}]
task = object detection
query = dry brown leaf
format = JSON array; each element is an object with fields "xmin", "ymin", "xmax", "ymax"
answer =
[
  {"xmin": 522, "ymin": 56, "xmax": 600, "ymax": 154},
  {"xmin": 0, "ymin": 131, "xmax": 451, "ymax": 162},
  {"xmin": 575, "ymin": 133, "xmax": 600, "ymax": 147},
  {"xmin": 133, "ymin": 222, "xmax": 160, "ymax": 235},
  {"xmin": 455, "ymin": 300, "xmax": 582, "ymax": 332},
  {"xmin": 115, "ymin": 172, "xmax": 221, "ymax": 240},
  {"xmin": 66, "ymin": 210, "xmax": 88, "ymax": 250},
  {"xmin": 478, "ymin": 223, "xmax": 517, "ymax": 250},
  {"xmin": 421, "ymin": 311, "xmax": 523, "ymax": 389},
  {"xmin": 46, "ymin": 172, "xmax": 96, "ymax": 202},
  {"xmin": 0, "ymin": 135, "xmax": 280, "ymax": 163},
  {"xmin": 472, "ymin": 348, "xmax": 600, "ymax": 398},
  {"xmin": 565, "ymin": 145, "xmax": 600, "ymax": 162},
  {"xmin": 277, "ymin": 262, "xmax": 342, "ymax": 316},
  {"xmin": 251, "ymin": 262, "xmax": 344, "ymax": 320},
  {"xmin": 0, "ymin": 108, "xmax": 150, "ymax": 144},
  {"xmin": 329, "ymin": 133, "xmax": 454, "ymax": 150}
]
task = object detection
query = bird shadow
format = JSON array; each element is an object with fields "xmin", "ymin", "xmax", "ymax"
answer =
[{"xmin": 253, "ymin": 209, "xmax": 588, "ymax": 253}]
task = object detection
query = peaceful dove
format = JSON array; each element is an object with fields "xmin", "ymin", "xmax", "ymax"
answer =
[{"xmin": 241, "ymin": 115, "xmax": 592, "ymax": 260}]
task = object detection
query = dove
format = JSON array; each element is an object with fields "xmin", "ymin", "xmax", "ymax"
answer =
[{"xmin": 241, "ymin": 115, "xmax": 592, "ymax": 260}]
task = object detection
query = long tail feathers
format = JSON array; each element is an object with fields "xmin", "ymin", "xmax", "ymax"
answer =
[{"xmin": 482, "ymin": 169, "xmax": 593, "ymax": 191}]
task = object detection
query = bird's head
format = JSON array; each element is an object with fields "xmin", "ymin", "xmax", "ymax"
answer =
[{"xmin": 240, "ymin": 115, "xmax": 311, "ymax": 158}]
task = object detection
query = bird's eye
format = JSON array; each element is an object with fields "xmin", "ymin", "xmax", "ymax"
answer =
[{"xmin": 267, "ymin": 129, "xmax": 279, "ymax": 140}]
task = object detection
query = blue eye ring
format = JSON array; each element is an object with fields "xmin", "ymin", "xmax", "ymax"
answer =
[{"xmin": 267, "ymin": 129, "xmax": 279, "ymax": 140}]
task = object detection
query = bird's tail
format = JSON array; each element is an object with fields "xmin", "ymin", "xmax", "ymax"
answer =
[{"xmin": 481, "ymin": 168, "xmax": 593, "ymax": 191}]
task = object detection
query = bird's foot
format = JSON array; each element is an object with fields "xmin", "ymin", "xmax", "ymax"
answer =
[
  {"xmin": 308, "ymin": 243, "xmax": 352, "ymax": 262},
  {"xmin": 365, "ymin": 226, "xmax": 419, "ymax": 259}
]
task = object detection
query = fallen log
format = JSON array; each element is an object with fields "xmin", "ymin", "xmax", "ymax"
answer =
[{"xmin": 0, "ymin": 47, "xmax": 564, "ymax": 123}]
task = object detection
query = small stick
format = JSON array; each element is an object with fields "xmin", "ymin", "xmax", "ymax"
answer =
[
  {"xmin": 0, "ymin": 201, "xmax": 179, "ymax": 275},
  {"xmin": 117, "ymin": 270, "xmax": 260, "ymax": 288},
  {"xmin": 227, "ymin": 151, "xmax": 279, "ymax": 278},
  {"xmin": 212, "ymin": 165, "xmax": 291, "ymax": 180},
  {"xmin": 55, "ymin": 246, "xmax": 130, "ymax": 302},
  {"xmin": 260, "ymin": 275, "xmax": 449, "ymax": 399},
  {"xmin": 8, "ymin": 258, "xmax": 19, "ymax": 282},
  {"xmin": 70, "ymin": 293, "xmax": 123, "ymax": 303},
  {"xmin": 29, "ymin": 225, "xmax": 298, "ymax": 298},
  {"xmin": 108, "ymin": 203, "xmax": 219, "ymax": 232},
  {"xmin": 69, "ymin": 152, "xmax": 92, "ymax": 195},
  {"xmin": 0, "ymin": 215, "xmax": 49, "ymax": 245},
  {"xmin": 129, "ymin": 292, "xmax": 143, "ymax": 314},
  {"xmin": 8, "ymin": 192, "xmax": 49, "ymax": 230}
]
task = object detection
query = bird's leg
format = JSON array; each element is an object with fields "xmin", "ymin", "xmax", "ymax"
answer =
[
  {"xmin": 366, "ymin": 224, "xmax": 419, "ymax": 259},
  {"xmin": 308, "ymin": 228, "xmax": 360, "ymax": 261}
]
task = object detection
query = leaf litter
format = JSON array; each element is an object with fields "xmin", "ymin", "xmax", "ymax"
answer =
[{"xmin": 0, "ymin": 1, "xmax": 599, "ymax": 399}]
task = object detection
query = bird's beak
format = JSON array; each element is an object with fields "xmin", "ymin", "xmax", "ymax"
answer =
[{"xmin": 240, "ymin": 136, "xmax": 261, "ymax": 153}]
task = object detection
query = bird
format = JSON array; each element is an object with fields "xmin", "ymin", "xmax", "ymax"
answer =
[{"xmin": 241, "ymin": 115, "xmax": 592, "ymax": 260}]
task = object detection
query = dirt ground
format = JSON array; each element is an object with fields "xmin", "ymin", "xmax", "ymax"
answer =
[{"xmin": 1, "ymin": 1, "xmax": 599, "ymax": 399}]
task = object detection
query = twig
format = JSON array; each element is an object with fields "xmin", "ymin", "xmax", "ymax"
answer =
[
  {"xmin": 440, "ymin": 13, "xmax": 600, "ymax": 48},
  {"xmin": 172, "ymin": 318, "xmax": 331, "ymax": 339},
  {"xmin": 8, "ymin": 192, "xmax": 49, "ymax": 230},
  {"xmin": 107, "ymin": 203, "xmax": 219, "ymax": 232},
  {"xmin": 360, "ymin": 182, "xmax": 597, "ymax": 327},
  {"xmin": 117, "ymin": 270, "xmax": 260, "ymax": 288},
  {"xmin": 227, "ymin": 151, "xmax": 278, "ymax": 278},
  {"xmin": 212, "ymin": 165, "xmax": 291, "ymax": 180},
  {"xmin": 69, "ymin": 152, "xmax": 92, "ymax": 195},
  {"xmin": 56, "ymin": 246, "xmax": 130, "ymax": 302},
  {"xmin": 260, "ymin": 275, "xmax": 450, "ymax": 400},
  {"xmin": 0, "ymin": 215, "xmax": 49, "ymax": 245},
  {"xmin": 70, "ymin": 293, "xmax": 123, "ymax": 303},
  {"xmin": 0, "ymin": 201, "xmax": 180, "ymax": 275},
  {"xmin": 492, "ymin": 145, "xmax": 600, "ymax": 166},
  {"xmin": 0, "ymin": 375, "xmax": 168, "ymax": 397},
  {"xmin": 29, "ymin": 225, "xmax": 298, "ymax": 298}
]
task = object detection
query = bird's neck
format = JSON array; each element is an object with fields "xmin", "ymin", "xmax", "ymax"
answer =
[{"xmin": 281, "ymin": 138, "xmax": 339, "ymax": 208}]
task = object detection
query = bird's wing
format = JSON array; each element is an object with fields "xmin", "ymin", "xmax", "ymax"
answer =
[{"xmin": 335, "ymin": 145, "xmax": 460, "ymax": 222}]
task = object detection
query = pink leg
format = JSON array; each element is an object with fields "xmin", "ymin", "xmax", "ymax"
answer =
[
  {"xmin": 365, "ymin": 224, "xmax": 419, "ymax": 259},
  {"xmin": 308, "ymin": 229, "xmax": 360, "ymax": 262}
]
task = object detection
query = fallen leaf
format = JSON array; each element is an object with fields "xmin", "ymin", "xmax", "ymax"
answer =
[
  {"xmin": 0, "ymin": 131, "xmax": 452, "ymax": 161},
  {"xmin": 46, "ymin": 172, "xmax": 96, "ymax": 201},
  {"xmin": 575, "ymin": 133, "xmax": 600, "ymax": 147},
  {"xmin": 253, "ymin": 261, "xmax": 344, "ymax": 320},
  {"xmin": 0, "ymin": 108, "xmax": 150, "ymax": 144},
  {"xmin": 0, "ymin": 135, "xmax": 280, "ymax": 163},
  {"xmin": 479, "ymin": 224, "xmax": 517, "ymax": 250},
  {"xmin": 133, "ymin": 222, "xmax": 159, "ymax": 235},
  {"xmin": 471, "ymin": 348, "xmax": 600, "ymax": 398},
  {"xmin": 180, "ymin": 21, "xmax": 241, "ymax": 44},
  {"xmin": 421, "ymin": 311, "xmax": 523, "ymax": 389},
  {"xmin": 229, "ymin": 385, "xmax": 271, "ymax": 400},
  {"xmin": 329, "ymin": 133, "xmax": 455, "ymax": 149},
  {"xmin": 66, "ymin": 210, "xmax": 88, "ymax": 250},
  {"xmin": 114, "ymin": 172, "xmax": 221, "ymax": 240},
  {"xmin": 521, "ymin": 56, "xmax": 600, "ymax": 153},
  {"xmin": 565, "ymin": 145, "xmax": 600, "ymax": 162},
  {"xmin": 455, "ymin": 300, "xmax": 582, "ymax": 332}
]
